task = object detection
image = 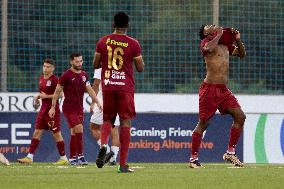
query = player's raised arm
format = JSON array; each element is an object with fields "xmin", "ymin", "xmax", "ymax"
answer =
[
  {"xmin": 49, "ymin": 84, "xmax": 63, "ymax": 118},
  {"xmin": 232, "ymin": 29, "xmax": 246, "ymax": 58},
  {"xmin": 203, "ymin": 26, "xmax": 223, "ymax": 53},
  {"xmin": 86, "ymin": 84, "xmax": 102, "ymax": 112},
  {"xmin": 134, "ymin": 55, "xmax": 144, "ymax": 72}
]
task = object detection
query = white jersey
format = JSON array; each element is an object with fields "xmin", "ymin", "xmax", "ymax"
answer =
[{"xmin": 91, "ymin": 68, "xmax": 120, "ymax": 126}]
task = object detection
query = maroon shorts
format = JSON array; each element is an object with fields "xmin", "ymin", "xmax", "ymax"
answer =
[
  {"xmin": 35, "ymin": 113, "xmax": 60, "ymax": 133},
  {"xmin": 199, "ymin": 82, "xmax": 240, "ymax": 121},
  {"xmin": 64, "ymin": 112, "xmax": 84, "ymax": 128},
  {"xmin": 103, "ymin": 90, "xmax": 136, "ymax": 121}
]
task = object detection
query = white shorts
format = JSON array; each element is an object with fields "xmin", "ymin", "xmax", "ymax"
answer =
[{"xmin": 90, "ymin": 105, "xmax": 120, "ymax": 126}]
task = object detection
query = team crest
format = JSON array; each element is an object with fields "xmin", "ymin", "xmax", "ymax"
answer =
[
  {"xmin": 82, "ymin": 76, "xmax": 86, "ymax": 82},
  {"xmin": 46, "ymin": 80, "xmax": 51, "ymax": 86}
]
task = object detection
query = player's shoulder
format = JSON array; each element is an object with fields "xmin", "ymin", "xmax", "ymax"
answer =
[
  {"xmin": 125, "ymin": 35, "xmax": 139, "ymax": 43},
  {"xmin": 51, "ymin": 74, "xmax": 59, "ymax": 82},
  {"xmin": 60, "ymin": 69, "xmax": 71, "ymax": 78},
  {"xmin": 81, "ymin": 70, "xmax": 89, "ymax": 77}
]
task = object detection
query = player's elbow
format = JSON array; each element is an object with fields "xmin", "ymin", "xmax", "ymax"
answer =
[
  {"xmin": 137, "ymin": 66, "xmax": 144, "ymax": 72},
  {"xmin": 136, "ymin": 64, "xmax": 144, "ymax": 72},
  {"xmin": 94, "ymin": 64, "xmax": 100, "ymax": 69}
]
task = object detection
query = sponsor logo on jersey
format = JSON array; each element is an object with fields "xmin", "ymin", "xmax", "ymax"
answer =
[{"xmin": 106, "ymin": 38, "xmax": 128, "ymax": 47}]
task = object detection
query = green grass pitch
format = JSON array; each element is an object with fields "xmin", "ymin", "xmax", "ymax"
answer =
[{"xmin": 0, "ymin": 163, "xmax": 283, "ymax": 189}]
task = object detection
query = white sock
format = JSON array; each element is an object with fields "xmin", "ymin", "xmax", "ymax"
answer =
[
  {"xmin": 27, "ymin": 153, "xmax": 34, "ymax": 160},
  {"xmin": 99, "ymin": 139, "xmax": 110, "ymax": 153},
  {"xmin": 110, "ymin": 146, "xmax": 119, "ymax": 162},
  {"xmin": 97, "ymin": 139, "xmax": 101, "ymax": 147},
  {"xmin": 60, "ymin": 155, "xmax": 68, "ymax": 160},
  {"xmin": 106, "ymin": 144, "xmax": 110, "ymax": 153}
]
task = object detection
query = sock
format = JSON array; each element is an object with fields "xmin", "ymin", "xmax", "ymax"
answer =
[
  {"xmin": 27, "ymin": 153, "xmax": 34, "ymax": 159},
  {"xmin": 119, "ymin": 127, "xmax": 130, "ymax": 167},
  {"xmin": 110, "ymin": 146, "xmax": 119, "ymax": 162},
  {"xmin": 28, "ymin": 138, "xmax": 40, "ymax": 156},
  {"xmin": 60, "ymin": 155, "xmax": 68, "ymax": 161},
  {"xmin": 75, "ymin": 133, "xmax": 83, "ymax": 157},
  {"xmin": 101, "ymin": 122, "xmax": 112, "ymax": 145},
  {"xmin": 70, "ymin": 135, "xmax": 77, "ymax": 159},
  {"xmin": 97, "ymin": 138, "xmax": 110, "ymax": 152},
  {"xmin": 227, "ymin": 127, "xmax": 242, "ymax": 154},
  {"xmin": 56, "ymin": 141, "xmax": 66, "ymax": 156},
  {"xmin": 97, "ymin": 139, "xmax": 101, "ymax": 147},
  {"xmin": 190, "ymin": 131, "xmax": 203, "ymax": 160},
  {"xmin": 106, "ymin": 144, "xmax": 110, "ymax": 153}
]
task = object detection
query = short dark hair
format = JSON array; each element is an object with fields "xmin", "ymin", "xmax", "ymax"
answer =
[
  {"xmin": 69, "ymin": 52, "xmax": 82, "ymax": 61},
  {"xmin": 43, "ymin": 58, "xmax": 55, "ymax": 65},
  {"xmin": 199, "ymin": 24, "xmax": 207, "ymax": 40},
  {"xmin": 114, "ymin": 12, "xmax": 129, "ymax": 28}
]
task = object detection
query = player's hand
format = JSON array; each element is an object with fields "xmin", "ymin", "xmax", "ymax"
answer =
[
  {"xmin": 33, "ymin": 96, "xmax": 40, "ymax": 110},
  {"xmin": 90, "ymin": 102, "xmax": 95, "ymax": 113},
  {"xmin": 231, "ymin": 28, "xmax": 240, "ymax": 39},
  {"xmin": 48, "ymin": 107, "xmax": 55, "ymax": 118},
  {"xmin": 215, "ymin": 26, "xmax": 223, "ymax": 34},
  {"xmin": 96, "ymin": 101, "xmax": 103, "ymax": 112},
  {"xmin": 39, "ymin": 92, "xmax": 48, "ymax": 99}
]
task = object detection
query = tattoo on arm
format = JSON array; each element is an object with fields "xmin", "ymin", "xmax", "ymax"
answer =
[
  {"xmin": 52, "ymin": 85, "xmax": 63, "ymax": 107},
  {"xmin": 234, "ymin": 39, "xmax": 246, "ymax": 58}
]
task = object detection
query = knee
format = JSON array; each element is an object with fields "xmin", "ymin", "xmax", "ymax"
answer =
[
  {"xmin": 53, "ymin": 132, "xmax": 63, "ymax": 142},
  {"xmin": 33, "ymin": 130, "xmax": 43, "ymax": 139},
  {"xmin": 194, "ymin": 120, "xmax": 209, "ymax": 133}
]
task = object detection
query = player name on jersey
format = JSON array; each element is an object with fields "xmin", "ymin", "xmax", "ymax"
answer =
[{"xmin": 106, "ymin": 38, "xmax": 128, "ymax": 47}]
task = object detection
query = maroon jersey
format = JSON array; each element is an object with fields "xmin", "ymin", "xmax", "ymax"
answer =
[
  {"xmin": 59, "ymin": 69, "xmax": 90, "ymax": 114},
  {"xmin": 96, "ymin": 34, "xmax": 142, "ymax": 93},
  {"xmin": 38, "ymin": 75, "xmax": 59, "ymax": 116}
]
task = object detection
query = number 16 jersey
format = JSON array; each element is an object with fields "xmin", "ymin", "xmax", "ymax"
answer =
[{"xmin": 96, "ymin": 34, "xmax": 142, "ymax": 93}]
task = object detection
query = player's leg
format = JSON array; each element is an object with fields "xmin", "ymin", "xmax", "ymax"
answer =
[
  {"xmin": 52, "ymin": 131, "xmax": 68, "ymax": 165},
  {"xmin": 223, "ymin": 107, "xmax": 246, "ymax": 167},
  {"xmin": 189, "ymin": 119, "xmax": 209, "ymax": 168},
  {"xmin": 65, "ymin": 113, "xmax": 86, "ymax": 165},
  {"xmin": 96, "ymin": 120, "xmax": 113, "ymax": 168},
  {"xmin": 109, "ymin": 125, "xmax": 120, "ymax": 165},
  {"xmin": 118, "ymin": 119, "xmax": 133, "ymax": 172},
  {"xmin": 96, "ymin": 91, "xmax": 116, "ymax": 168},
  {"xmin": 18, "ymin": 128, "xmax": 44, "ymax": 163},
  {"xmin": 100, "ymin": 91, "xmax": 116, "ymax": 147},
  {"xmin": 117, "ymin": 91, "xmax": 135, "ymax": 173},
  {"xmin": 73, "ymin": 123, "xmax": 88, "ymax": 165},
  {"xmin": 89, "ymin": 108, "xmax": 111, "ymax": 153},
  {"xmin": 69, "ymin": 128, "xmax": 77, "ymax": 165},
  {"xmin": 189, "ymin": 83, "xmax": 216, "ymax": 168}
]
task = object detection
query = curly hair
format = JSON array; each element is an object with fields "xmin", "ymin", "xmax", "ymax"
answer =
[{"xmin": 199, "ymin": 24, "xmax": 207, "ymax": 40}]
